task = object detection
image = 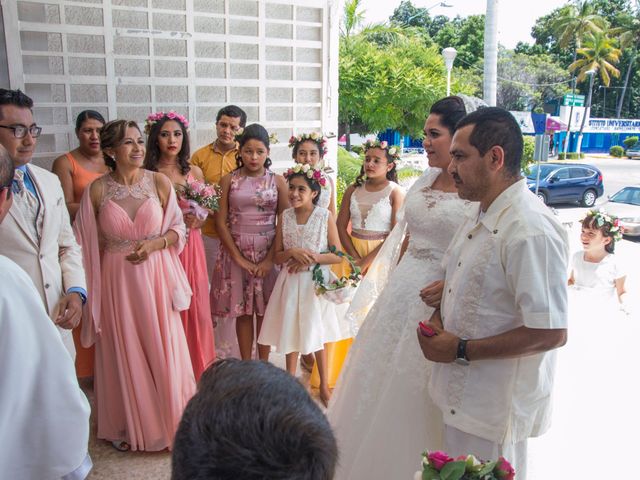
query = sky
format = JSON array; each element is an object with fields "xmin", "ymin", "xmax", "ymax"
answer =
[{"xmin": 359, "ymin": 0, "xmax": 569, "ymax": 48}]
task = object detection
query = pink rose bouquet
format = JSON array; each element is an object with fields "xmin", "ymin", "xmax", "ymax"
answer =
[
  {"xmin": 177, "ymin": 180, "xmax": 221, "ymax": 220},
  {"xmin": 415, "ymin": 450, "xmax": 515, "ymax": 480}
]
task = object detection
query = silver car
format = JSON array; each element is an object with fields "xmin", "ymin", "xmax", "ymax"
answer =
[
  {"xmin": 627, "ymin": 146, "xmax": 640, "ymax": 159},
  {"xmin": 600, "ymin": 186, "xmax": 640, "ymax": 237}
]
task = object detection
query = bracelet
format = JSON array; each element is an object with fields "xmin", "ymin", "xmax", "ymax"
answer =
[{"xmin": 162, "ymin": 236, "xmax": 169, "ymax": 249}]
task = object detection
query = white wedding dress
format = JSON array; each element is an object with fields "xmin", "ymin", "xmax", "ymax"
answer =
[{"xmin": 328, "ymin": 168, "xmax": 474, "ymax": 480}]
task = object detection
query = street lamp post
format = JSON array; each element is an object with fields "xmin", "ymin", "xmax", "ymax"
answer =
[
  {"xmin": 442, "ymin": 47, "xmax": 457, "ymax": 96},
  {"xmin": 576, "ymin": 69, "xmax": 596, "ymax": 156}
]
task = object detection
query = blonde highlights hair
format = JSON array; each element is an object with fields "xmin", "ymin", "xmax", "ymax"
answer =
[{"xmin": 100, "ymin": 119, "xmax": 141, "ymax": 170}]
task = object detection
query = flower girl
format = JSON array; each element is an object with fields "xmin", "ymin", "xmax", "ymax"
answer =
[
  {"xmin": 258, "ymin": 164, "xmax": 349, "ymax": 406},
  {"xmin": 569, "ymin": 209, "xmax": 627, "ymax": 310}
]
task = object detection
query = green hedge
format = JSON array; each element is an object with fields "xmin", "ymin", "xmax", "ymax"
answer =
[
  {"xmin": 609, "ymin": 145, "xmax": 624, "ymax": 157},
  {"xmin": 623, "ymin": 136, "xmax": 638, "ymax": 149},
  {"xmin": 557, "ymin": 152, "xmax": 586, "ymax": 160}
]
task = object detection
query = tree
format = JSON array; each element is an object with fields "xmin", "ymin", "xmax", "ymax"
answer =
[
  {"xmin": 570, "ymin": 31, "xmax": 621, "ymax": 151},
  {"xmin": 342, "ymin": 0, "xmax": 366, "ymax": 40},
  {"xmin": 612, "ymin": 9, "xmax": 640, "ymax": 116},
  {"xmin": 496, "ymin": 50, "xmax": 571, "ymax": 110},
  {"xmin": 433, "ymin": 15, "xmax": 485, "ymax": 68}
]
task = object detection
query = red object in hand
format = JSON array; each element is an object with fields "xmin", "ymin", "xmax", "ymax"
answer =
[{"xmin": 419, "ymin": 321, "xmax": 437, "ymax": 337}]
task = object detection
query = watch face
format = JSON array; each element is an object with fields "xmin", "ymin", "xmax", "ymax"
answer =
[{"xmin": 454, "ymin": 357, "xmax": 470, "ymax": 366}]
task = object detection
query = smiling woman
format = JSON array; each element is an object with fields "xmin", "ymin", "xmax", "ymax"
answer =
[{"xmin": 73, "ymin": 118, "xmax": 196, "ymax": 452}]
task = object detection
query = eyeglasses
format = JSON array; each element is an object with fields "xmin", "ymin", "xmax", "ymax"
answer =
[{"xmin": 0, "ymin": 124, "xmax": 42, "ymax": 138}]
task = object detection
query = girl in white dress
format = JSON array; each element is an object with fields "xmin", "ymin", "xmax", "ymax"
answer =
[
  {"xmin": 569, "ymin": 209, "xmax": 627, "ymax": 309},
  {"xmin": 328, "ymin": 97, "xmax": 474, "ymax": 480},
  {"xmin": 258, "ymin": 164, "xmax": 348, "ymax": 406}
]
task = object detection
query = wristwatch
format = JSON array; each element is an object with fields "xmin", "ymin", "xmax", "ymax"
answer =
[{"xmin": 454, "ymin": 339, "xmax": 470, "ymax": 366}]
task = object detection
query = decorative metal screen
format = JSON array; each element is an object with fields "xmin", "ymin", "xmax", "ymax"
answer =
[{"xmin": 2, "ymin": 0, "xmax": 339, "ymax": 170}]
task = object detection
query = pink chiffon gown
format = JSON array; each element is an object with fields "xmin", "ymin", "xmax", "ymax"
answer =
[
  {"xmin": 210, "ymin": 169, "xmax": 279, "ymax": 358},
  {"xmin": 74, "ymin": 170, "xmax": 196, "ymax": 452},
  {"xmin": 177, "ymin": 176, "xmax": 216, "ymax": 382}
]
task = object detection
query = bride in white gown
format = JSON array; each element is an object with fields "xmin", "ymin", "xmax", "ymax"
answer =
[{"xmin": 328, "ymin": 97, "xmax": 476, "ymax": 480}]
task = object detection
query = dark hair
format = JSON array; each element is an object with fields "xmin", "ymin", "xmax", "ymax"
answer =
[
  {"xmin": 0, "ymin": 89, "xmax": 33, "ymax": 119},
  {"xmin": 216, "ymin": 105, "xmax": 247, "ymax": 128},
  {"xmin": 429, "ymin": 96, "xmax": 467, "ymax": 135},
  {"xmin": 581, "ymin": 215, "xmax": 617, "ymax": 253},
  {"xmin": 0, "ymin": 145, "xmax": 13, "ymax": 191},
  {"xmin": 75, "ymin": 110, "xmax": 105, "ymax": 132},
  {"xmin": 287, "ymin": 172, "xmax": 322, "ymax": 205},
  {"xmin": 292, "ymin": 138, "xmax": 325, "ymax": 160},
  {"xmin": 455, "ymin": 107, "xmax": 523, "ymax": 177},
  {"xmin": 354, "ymin": 147, "xmax": 398, "ymax": 187},
  {"xmin": 144, "ymin": 115, "xmax": 191, "ymax": 175},
  {"xmin": 100, "ymin": 119, "xmax": 141, "ymax": 170},
  {"xmin": 235, "ymin": 123, "xmax": 272, "ymax": 170},
  {"xmin": 172, "ymin": 359, "xmax": 338, "ymax": 480}
]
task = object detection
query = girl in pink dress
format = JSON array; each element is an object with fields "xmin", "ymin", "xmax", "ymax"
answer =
[
  {"xmin": 211, "ymin": 124, "xmax": 289, "ymax": 360},
  {"xmin": 143, "ymin": 111, "xmax": 216, "ymax": 382},
  {"xmin": 74, "ymin": 119, "xmax": 195, "ymax": 452}
]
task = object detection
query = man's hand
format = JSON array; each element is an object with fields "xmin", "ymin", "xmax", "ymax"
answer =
[
  {"xmin": 55, "ymin": 293, "xmax": 83, "ymax": 329},
  {"xmin": 420, "ymin": 280, "xmax": 444, "ymax": 308},
  {"xmin": 416, "ymin": 324, "xmax": 459, "ymax": 363}
]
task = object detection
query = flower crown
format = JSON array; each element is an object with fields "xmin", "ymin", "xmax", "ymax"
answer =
[
  {"xmin": 233, "ymin": 128, "xmax": 278, "ymax": 145},
  {"xmin": 283, "ymin": 163, "xmax": 328, "ymax": 188},
  {"xmin": 144, "ymin": 111, "xmax": 189, "ymax": 135},
  {"xmin": 288, "ymin": 132, "xmax": 329, "ymax": 156},
  {"xmin": 363, "ymin": 138, "xmax": 401, "ymax": 160},
  {"xmin": 583, "ymin": 209, "xmax": 624, "ymax": 242}
]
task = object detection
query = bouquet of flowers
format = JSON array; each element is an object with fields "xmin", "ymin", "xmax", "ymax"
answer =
[
  {"xmin": 177, "ymin": 180, "xmax": 221, "ymax": 220},
  {"xmin": 414, "ymin": 450, "xmax": 515, "ymax": 480}
]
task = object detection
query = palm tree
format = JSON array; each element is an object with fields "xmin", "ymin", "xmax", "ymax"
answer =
[
  {"xmin": 570, "ymin": 31, "xmax": 621, "ymax": 154},
  {"xmin": 611, "ymin": 11, "xmax": 640, "ymax": 117},
  {"xmin": 342, "ymin": 0, "xmax": 365, "ymax": 41},
  {"xmin": 552, "ymin": 1, "xmax": 606, "ymax": 153}
]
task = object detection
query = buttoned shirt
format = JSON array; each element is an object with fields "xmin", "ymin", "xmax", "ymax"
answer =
[
  {"xmin": 190, "ymin": 141, "xmax": 238, "ymax": 238},
  {"xmin": 429, "ymin": 179, "xmax": 569, "ymax": 444}
]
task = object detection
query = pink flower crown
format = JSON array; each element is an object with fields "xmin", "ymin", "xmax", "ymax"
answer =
[
  {"xmin": 283, "ymin": 163, "xmax": 328, "ymax": 188},
  {"xmin": 363, "ymin": 138, "xmax": 400, "ymax": 160},
  {"xmin": 288, "ymin": 132, "xmax": 329, "ymax": 156},
  {"xmin": 144, "ymin": 111, "xmax": 189, "ymax": 135}
]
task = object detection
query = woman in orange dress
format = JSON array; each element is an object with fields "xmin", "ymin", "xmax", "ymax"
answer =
[{"xmin": 53, "ymin": 110, "xmax": 108, "ymax": 377}]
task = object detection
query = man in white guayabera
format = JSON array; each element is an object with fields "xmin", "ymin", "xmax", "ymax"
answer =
[{"xmin": 417, "ymin": 107, "xmax": 569, "ymax": 480}]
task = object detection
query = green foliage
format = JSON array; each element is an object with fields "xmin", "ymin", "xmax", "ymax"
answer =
[
  {"xmin": 433, "ymin": 15, "xmax": 486, "ymax": 68},
  {"xmin": 623, "ymin": 135, "xmax": 638, "ymax": 148},
  {"xmin": 558, "ymin": 152, "xmax": 586, "ymax": 159},
  {"xmin": 610, "ymin": 145, "xmax": 625, "ymax": 156},
  {"xmin": 569, "ymin": 31, "xmax": 621, "ymax": 86},
  {"xmin": 522, "ymin": 136, "xmax": 536, "ymax": 173},
  {"xmin": 339, "ymin": 28, "xmax": 478, "ymax": 139},
  {"xmin": 350, "ymin": 145, "xmax": 363, "ymax": 155},
  {"xmin": 336, "ymin": 147, "xmax": 362, "ymax": 208},
  {"xmin": 397, "ymin": 167, "xmax": 423, "ymax": 183}
]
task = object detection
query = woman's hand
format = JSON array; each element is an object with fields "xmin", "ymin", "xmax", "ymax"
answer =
[
  {"xmin": 184, "ymin": 213, "xmax": 205, "ymax": 230},
  {"xmin": 125, "ymin": 239, "xmax": 160, "ymax": 265},
  {"xmin": 419, "ymin": 280, "xmax": 444, "ymax": 308},
  {"xmin": 255, "ymin": 258, "xmax": 274, "ymax": 278},
  {"xmin": 289, "ymin": 248, "xmax": 317, "ymax": 266},
  {"xmin": 234, "ymin": 255, "xmax": 257, "ymax": 275},
  {"xmin": 287, "ymin": 259, "xmax": 310, "ymax": 274}
]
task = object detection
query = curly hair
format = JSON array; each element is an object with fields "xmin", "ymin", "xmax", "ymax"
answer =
[{"xmin": 144, "ymin": 115, "xmax": 191, "ymax": 175}]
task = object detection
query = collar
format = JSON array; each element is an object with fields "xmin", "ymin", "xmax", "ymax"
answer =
[
  {"xmin": 211, "ymin": 141, "xmax": 238, "ymax": 155},
  {"xmin": 477, "ymin": 178, "xmax": 527, "ymax": 233},
  {"xmin": 16, "ymin": 164, "xmax": 28, "ymax": 173}
]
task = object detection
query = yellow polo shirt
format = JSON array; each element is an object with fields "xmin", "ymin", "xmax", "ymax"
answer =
[{"xmin": 190, "ymin": 142, "xmax": 238, "ymax": 238}]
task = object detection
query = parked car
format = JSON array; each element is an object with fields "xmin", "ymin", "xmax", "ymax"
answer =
[
  {"xmin": 626, "ymin": 146, "xmax": 640, "ymax": 159},
  {"xmin": 599, "ymin": 185, "xmax": 640, "ymax": 237},
  {"xmin": 526, "ymin": 163, "xmax": 604, "ymax": 207}
]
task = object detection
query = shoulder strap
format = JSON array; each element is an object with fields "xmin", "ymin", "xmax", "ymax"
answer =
[{"xmin": 65, "ymin": 152, "xmax": 78, "ymax": 175}]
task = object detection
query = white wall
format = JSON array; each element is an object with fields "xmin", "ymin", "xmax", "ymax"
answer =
[{"xmin": 1, "ymin": 0, "xmax": 339, "ymax": 171}]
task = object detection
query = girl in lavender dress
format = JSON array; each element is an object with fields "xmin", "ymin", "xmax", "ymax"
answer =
[{"xmin": 211, "ymin": 124, "xmax": 289, "ymax": 360}]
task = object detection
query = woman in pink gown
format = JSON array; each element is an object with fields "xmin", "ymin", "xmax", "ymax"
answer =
[
  {"xmin": 74, "ymin": 119, "xmax": 195, "ymax": 452},
  {"xmin": 143, "ymin": 111, "xmax": 216, "ymax": 382},
  {"xmin": 211, "ymin": 123, "xmax": 289, "ymax": 360}
]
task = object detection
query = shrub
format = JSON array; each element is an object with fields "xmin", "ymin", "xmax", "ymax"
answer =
[
  {"xmin": 623, "ymin": 136, "xmax": 638, "ymax": 149},
  {"xmin": 557, "ymin": 152, "xmax": 586, "ymax": 160},
  {"xmin": 350, "ymin": 145, "xmax": 363, "ymax": 155},
  {"xmin": 337, "ymin": 146, "xmax": 363, "ymax": 208},
  {"xmin": 610, "ymin": 145, "xmax": 624, "ymax": 157},
  {"xmin": 521, "ymin": 136, "xmax": 535, "ymax": 174}
]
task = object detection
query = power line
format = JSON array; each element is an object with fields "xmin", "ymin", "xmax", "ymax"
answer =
[{"xmin": 456, "ymin": 57, "xmax": 575, "ymax": 87}]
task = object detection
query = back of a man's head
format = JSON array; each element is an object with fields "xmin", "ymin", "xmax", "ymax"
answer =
[{"xmin": 172, "ymin": 359, "xmax": 338, "ymax": 480}]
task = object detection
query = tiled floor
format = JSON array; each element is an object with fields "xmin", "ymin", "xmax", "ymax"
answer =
[{"xmin": 84, "ymin": 353, "xmax": 318, "ymax": 479}]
